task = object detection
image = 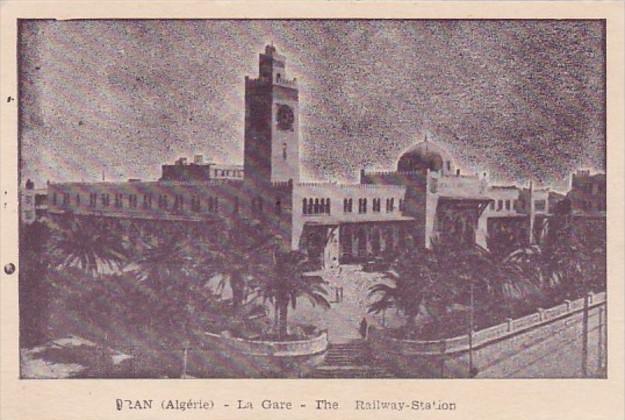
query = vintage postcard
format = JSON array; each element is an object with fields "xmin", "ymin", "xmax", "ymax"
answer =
[{"xmin": 1, "ymin": 1, "xmax": 624, "ymax": 420}]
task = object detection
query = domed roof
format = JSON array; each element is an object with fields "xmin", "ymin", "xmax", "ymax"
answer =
[{"xmin": 397, "ymin": 139, "xmax": 452, "ymax": 173}]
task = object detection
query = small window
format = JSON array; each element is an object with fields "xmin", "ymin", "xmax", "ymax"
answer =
[
  {"xmin": 283, "ymin": 143, "xmax": 287, "ymax": 160},
  {"xmin": 489, "ymin": 201, "xmax": 495, "ymax": 210},
  {"xmin": 275, "ymin": 199, "xmax": 281, "ymax": 215},
  {"xmin": 303, "ymin": 198, "xmax": 308, "ymax": 214},
  {"xmin": 143, "ymin": 193, "xmax": 152, "ymax": 209},
  {"xmin": 191, "ymin": 196, "xmax": 201, "ymax": 212},
  {"xmin": 75, "ymin": 194, "xmax": 81, "ymax": 206},
  {"xmin": 535, "ymin": 199, "xmax": 546, "ymax": 211},
  {"xmin": 497, "ymin": 200, "xmax": 503, "ymax": 211},
  {"xmin": 373, "ymin": 198, "xmax": 381, "ymax": 212},
  {"xmin": 359, "ymin": 198, "xmax": 367, "ymax": 214},
  {"xmin": 505, "ymin": 200, "xmax": 511, "ymax": 210}
]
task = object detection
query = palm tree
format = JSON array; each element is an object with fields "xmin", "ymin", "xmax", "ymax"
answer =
[
  {"xmin": 435, "ymin": 242, "xmax": 543, "ymax": 324},
  {"xmin": 47, "ymin": 215, "xmax": 127, "ymax": 277},
  {"xmin": 370, "ymin": 242, "xmax": 542, "ymax": 337},
  {"xmin": 256, "ymin": 249, "xmax": 331, "ymax": 339},
  {"xmin": 368, "ymin": 246, "xmax": 444, "ymax": 331},
  {"xmin": 20, "ymin": 220, "xmax": 54, "ymax": 346},
  {"xmin": 128, "ymin": 232, "xmax": 211, "ymax": 329},
  {"xmin": 192, "ymin": 218, "xmax": 278, "ymax": 309},
  {"xmin": 504, "ymin": 203, "xmax": 606, "ymax": 302}
]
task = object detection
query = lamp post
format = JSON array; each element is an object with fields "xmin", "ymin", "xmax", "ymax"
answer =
[
  {"xmin": 468, "ymin": 280, "xmax": 475, "ymax": 377},
  {"xmin": 581, "ymin": 291, "xmax": 590, "ymax": 377}
]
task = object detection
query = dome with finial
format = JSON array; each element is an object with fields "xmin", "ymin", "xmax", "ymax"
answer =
[{"xmin": 397, "ymin": 136, "xmax": 455, "ymax": 174}]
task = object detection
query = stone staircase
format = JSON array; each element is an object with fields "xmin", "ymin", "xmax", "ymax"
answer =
[{"xmin": 308, "ymin": 340, "xmax": 394, "ymax": 378}]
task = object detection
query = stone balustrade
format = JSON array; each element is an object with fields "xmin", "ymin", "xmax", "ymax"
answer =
[{"xmin": 369, "ymin": 291, "xmax": 606, "ymax": 357}]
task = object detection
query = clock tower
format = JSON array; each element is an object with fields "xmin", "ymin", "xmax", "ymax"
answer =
[{"xmin": 244, "ymin": 45, "xmax": 300, "ymax": 184}]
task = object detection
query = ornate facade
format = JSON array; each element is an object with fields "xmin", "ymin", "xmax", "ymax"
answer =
[{"xmin": 46, "ymin": 45, "xmax": 568, "ymax": 268}]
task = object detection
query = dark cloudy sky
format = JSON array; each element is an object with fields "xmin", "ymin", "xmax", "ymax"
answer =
[{"xmin": 19, "ymin": 19, "xmax": 605, "ymax": 190}]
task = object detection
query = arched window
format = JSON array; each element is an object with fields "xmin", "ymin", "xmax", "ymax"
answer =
[
  {"xmin": 276, "ymin": 73, "xmax": 281, "ymax": 82},
  {"xmin": 326, "ymin": 198, "xmax": 331, "ymax": 214},
  {"xmin": 308, "ymin": 198, "xmax": 314, "ymax": 214},
  {"xmin": 314, "ymin": 198, "xmax": 320, "ymax": 214},
  {"xmin": 283, "ymin": 143, "xmax": 287, "ymax": 160},
  {"xmin": 303, "ymin": 198, "xmax": 308, "ymax": 214}
]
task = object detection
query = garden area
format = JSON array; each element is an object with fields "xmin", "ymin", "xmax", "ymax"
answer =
[
  {"xmin": 19, "ymin": 215, "xmax": 331, "ymax": 378},
  {"xmin": 367, "ymin": 202, "xmax": 606, "ymax": 341}
]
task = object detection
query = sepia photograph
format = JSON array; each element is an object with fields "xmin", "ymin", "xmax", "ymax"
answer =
[{"xmin": 17, "ymin": 18, "xmax": 607, "ymax": 380}]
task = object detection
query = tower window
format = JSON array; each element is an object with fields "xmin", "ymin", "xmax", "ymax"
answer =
[
  {"xmin": 233, "ymin": 196, "xmax": 239, "ymax": 214},
  {"xmin": 283, "ymin": 143, "xmax": 287, "ymax": 160},
  {"xmin": 252, "ymin": 196, "xmax": 263, "ymax": 213},
  {"xmin": 173, "ymin": 195, "xmax": 184, "ymax": 211}
]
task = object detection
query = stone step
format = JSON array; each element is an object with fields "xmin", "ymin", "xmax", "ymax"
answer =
[
  {"xmin": 323, "ymin": 340, "xmax": 371, "ymax": 366},
  {"xmin": 308, "ymin": 365, "xmax": 394, "ymax": 379}
]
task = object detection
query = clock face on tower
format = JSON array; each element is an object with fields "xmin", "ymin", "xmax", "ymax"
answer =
[{"xmin": 276, "ymin": 104, "xmax": 294, "ymax": 131}]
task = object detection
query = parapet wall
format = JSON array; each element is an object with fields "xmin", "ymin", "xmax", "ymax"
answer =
[
  {"xmin": 368, "ymin": 292, "xmax": 606, "ymax": 377},
  {"xmin": 198, "ymin": 331, "xmax": 328, "ymax": 378}
]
